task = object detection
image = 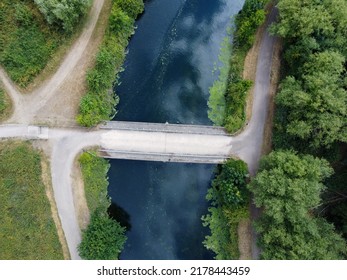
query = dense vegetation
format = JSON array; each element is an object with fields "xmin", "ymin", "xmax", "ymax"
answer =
[
  {"xmin": 249, "ymin": 151, "xmax": 346, "ymax": 259},
  {"xmin": 272, "ymin": 0, "xmax": 347, "ymax": 151},
  {"xmin": 78, "ymin": 207, "xmax": 127, "ymax": 260},
  {"xmin": 34, "ymin": 0, "xmax": 91, "ymax": 33},
  {"xmin": 208, "ymin": 0, "xmax": 267, "ymax": 133},
  {"xmin": 202, "ymin": 159, "xmax": 249, "ymax": 259},
  {"xmin": 78, "ymin": 151, "xmax": 127, "ymax": 260},
  {"xmin": 77, "ymin": 0, "xmax": 144, "ymax": 127},
  {"xmin": 247, "ymin": 0, "xmax": 347, "ymax": 259},
  {"xmin": 0, "ymin": 0, "xmax": 79, "ymax": 87},
  {"xmin": 0, "ymin": 141, "xmax": 63, "ymax": 259}
]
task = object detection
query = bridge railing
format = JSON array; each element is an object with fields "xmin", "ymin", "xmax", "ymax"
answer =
[{"xmin": 100, "ymin": 121, "xmax": 229, "ymax": 136}]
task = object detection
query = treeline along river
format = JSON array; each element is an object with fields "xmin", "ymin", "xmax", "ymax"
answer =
[{"xmin": 107, "ymin": 0, "xmax": 245, "ymax": 259}]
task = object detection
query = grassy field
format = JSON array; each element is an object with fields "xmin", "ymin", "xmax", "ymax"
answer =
[
  {"xmin": 0, "ymin": 0, "xmax": 72, "ymax": 87},
  {"xmin": 0, "ymin": 141, "xmax": 63, "ymax": 259}
]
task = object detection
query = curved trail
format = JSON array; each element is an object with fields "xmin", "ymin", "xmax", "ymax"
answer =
[
  {"xmin": 1, "ymin": 0, "xmax": 105, "ymax": 125},
  {"xmin": 0, "ymin": 3, "xmax": 277, "ymax": 259}
]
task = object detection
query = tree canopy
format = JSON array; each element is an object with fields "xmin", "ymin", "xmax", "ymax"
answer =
[
  {"xmin": 276, "ymin": 51, "xmax": 347, "ymax": 148},
  {"xmin": 248, "ymin": 150, "xmax": 347, "ymax": 259}
]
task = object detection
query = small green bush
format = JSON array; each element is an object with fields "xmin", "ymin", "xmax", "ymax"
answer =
[{"xmin": 78, "ymin": 208, "xmax": 127, "ymax": 260}]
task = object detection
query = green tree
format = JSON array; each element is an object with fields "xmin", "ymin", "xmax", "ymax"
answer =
[
  {"xmin": 249, "ymin": 150, "xmax": 347, "ymax": 259},
  {"xmin": 276, "ymin": 51, "xmax": 347, "ymax": 149},
  {"xmin": 271, "ymin": 0, "xmax": 333, "ymax": 39},
  {"xmin": 78, "ymin": 209, "xmax": 127, "ymax": 260}
]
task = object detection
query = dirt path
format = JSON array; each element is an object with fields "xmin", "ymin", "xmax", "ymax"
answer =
[
  {"xmin": 232, "ymin": 7, "xmax": 279, "ymax": 259},
  {"xmin": 1, "ymin": 0, "xmax": 106, "ymax": 126}
]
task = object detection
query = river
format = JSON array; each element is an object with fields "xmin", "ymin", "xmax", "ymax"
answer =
[{"xmin": 107, "ymin": 0, "xmax": 244, "ymax": 260}]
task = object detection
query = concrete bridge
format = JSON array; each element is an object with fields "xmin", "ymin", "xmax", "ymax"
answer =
[{"xmin": 99, "ymin": 121, "xmax": 233, "ymax": 164}]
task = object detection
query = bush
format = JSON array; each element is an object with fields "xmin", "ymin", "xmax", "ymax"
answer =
[
  {"xmin": 78, "ymin": 209, "xmax": 127, "ymax": 260},
  {"xmin": 34, "ymin": 0, "xmax": 91, "ymax": 33},
  {"xmin": 114, "ymin": 0, "xmax": 144, "ymax": 19},
  {"xmin": 202, "ymin": 159, "xmax": 249, "ymax": 259}
]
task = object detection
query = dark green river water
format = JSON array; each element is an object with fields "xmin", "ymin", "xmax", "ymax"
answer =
[{"xmin": 108, "ymin": 0, "xmax": 244, "ymax": 260}]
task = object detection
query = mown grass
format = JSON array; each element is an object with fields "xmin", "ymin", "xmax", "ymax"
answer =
[
  {"xmin": 0, "ymin": 141, "xmax": 63, "ymax": 259},
  {"xmin": 0, "ymin": 0, "xmax": 70, "ymax": 87}
]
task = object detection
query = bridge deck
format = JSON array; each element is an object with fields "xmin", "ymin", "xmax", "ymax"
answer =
[
  {"xmin": 99, "ymin": 125, "xmax": 233, "ymax": 164},
  {"xmin": 100, "ymin": 121, "xmax": 228, "ymax": 135}
]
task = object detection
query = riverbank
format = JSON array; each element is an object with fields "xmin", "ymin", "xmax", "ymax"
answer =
[
  {"xmin": 77, "ymin": 150, "xmax": 127, "ymax": 260},
  {"xmin": 204, "ymin": 0, "xmax": 272, "ymax": 260},
  {"xmin": 77, "ymin": 0, "xmax": 145, "ymax": 127},
  {"xmin": 208, "ymin": 0, "xmax": 268, "ymax": 134}
]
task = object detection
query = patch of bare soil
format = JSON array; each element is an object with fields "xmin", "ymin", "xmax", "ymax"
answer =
[
  {"xmin": 72, "ymin": 154, "xmax": 90, "ymax": 230},
  {"xmin": 238, "ymin": 218, "xmax": 252, "ymax": 260},
  {"xmin": 40, "ymin": 150, "xmax": 70, "ymax": 260}
]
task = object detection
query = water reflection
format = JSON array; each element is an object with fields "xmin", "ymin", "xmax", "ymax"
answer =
[
  {"xmin": 108, "ymin": 203, "xmax": 132, "ymax": 231},
  {"xmin": 108, "ymin": 0, "xmax": 245, "ymax": 259}
]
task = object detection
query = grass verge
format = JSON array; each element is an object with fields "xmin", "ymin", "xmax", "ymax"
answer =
[
  {"xmin": 0, "ymin": 85, "xmax": 12, "ymax": 121},
  {"xmin": 78, "ymin": 150, "xmax": 110, "ymax": 213},
  {"xmin": 0, "ymin": 141, "xmax": 64, "ymax": 259}
]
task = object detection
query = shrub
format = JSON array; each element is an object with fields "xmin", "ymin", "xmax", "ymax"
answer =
[
  {"xmin": 34, "ymin": 0, "xmax": 91, "ymax": 33},
  {"xmin": 78, "ymin": 208, "xmax": 127, "ymax": 260}
]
